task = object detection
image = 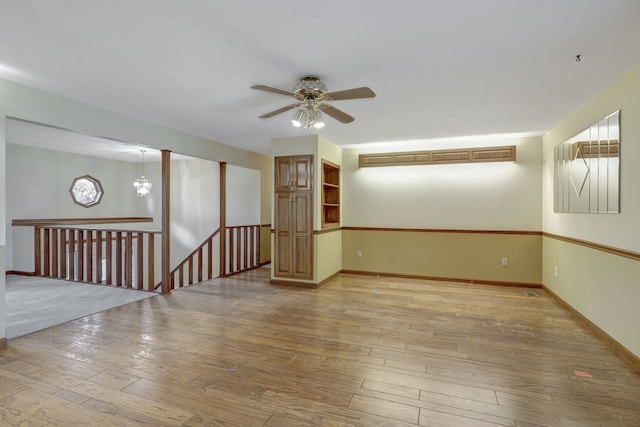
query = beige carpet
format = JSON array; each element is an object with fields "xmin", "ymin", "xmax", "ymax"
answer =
[{"xmin": 5, "ymin": 275, "xmax": 157, "ymax": 339}]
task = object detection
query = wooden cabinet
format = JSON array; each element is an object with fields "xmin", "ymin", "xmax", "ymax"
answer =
[
  {"xmin": 275, "ymin": 155, "xmax": 313, "ymax": 192},
  {"xmin": 321, "ymin": 160, "xmax": 340, "ymax": 228},
  {"xmin": 274, "ymin": 155, "xmax": 313, "ymax": 279}
]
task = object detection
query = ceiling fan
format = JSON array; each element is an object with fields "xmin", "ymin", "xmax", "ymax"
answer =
[{"xmin": 251, "ymin": 76, "xmax": 375, "ymax": 129}]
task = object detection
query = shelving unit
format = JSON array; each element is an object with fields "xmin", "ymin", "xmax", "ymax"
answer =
[{"xmin": 321, "ymin": 160, "xmax": 340, "ymax": 228}]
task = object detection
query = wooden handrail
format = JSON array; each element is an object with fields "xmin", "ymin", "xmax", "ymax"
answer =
[{"xmin": 12, "ymin": 217, "xmax": 153, "ymax": 226}]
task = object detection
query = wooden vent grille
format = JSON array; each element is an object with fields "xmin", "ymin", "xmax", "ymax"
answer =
[{"xmin": 359, "ymin": 145, "xmax": 516, "ymax": 168}]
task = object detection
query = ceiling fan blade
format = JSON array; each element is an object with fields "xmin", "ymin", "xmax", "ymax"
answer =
[
  {"xmin": 326, "ymin": 87, "xmax": 376, "ymax": 101},
  {"xmin": 319, "ymin": 104, "xmax": 355, "ymax": 123},
  {"xmin": 251, "ymin": 84, "xmax": 294, "ymax": 97},
  {"xmin": 259, "ymin": 103, "xmax": 300, "ymax": 118}
]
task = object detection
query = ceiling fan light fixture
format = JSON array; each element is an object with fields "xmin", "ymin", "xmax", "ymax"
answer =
[
  {"xmin": 313, "ymin": 110, "xmax": 325, "ymax": 129},
  {"xmin": 252, "ymin": 75, "xmax": 374, "ymax": 127},
  {"xmin": 291, "ymin": 109, "xmax": 305, "ymax": 127}
]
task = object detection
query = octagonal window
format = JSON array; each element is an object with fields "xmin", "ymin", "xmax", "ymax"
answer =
[{"xmin": 69, "ymin": 175, "xmax": 104, "ymax": 208}]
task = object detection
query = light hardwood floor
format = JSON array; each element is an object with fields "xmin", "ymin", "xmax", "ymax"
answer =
[{"xmin": 1, "ymin": 267, "xmax": 639, "ymax": 426}]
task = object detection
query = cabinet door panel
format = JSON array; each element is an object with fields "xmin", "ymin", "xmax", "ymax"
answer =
[
  {"xmin": 274, "ymin": 193, "xmax": 292, "ymax": 277},
  {"xmin": 276, "ymin": 235, "xmax": 292, "ymax": 276},
  {"xmin": 294, "ymin": 235, "xmax": 311, "ymax": 277},
  {"xmin": 276, "ymin": 194, "xmax": 291, "ymax": 231},
  {"xmin": 292, "ymin": 193, "xmax": 313, "ymax": 279},
  {"xmin": 293, "ymin": 156, "xmax": 313, "ymax": 191},
  {"xmin": 275, "ymin": 158, "xmax": 293, "ymax": 192},
  {"xmin": 294, "ymin": 193, "xmax": 312, "ymax": 234}
]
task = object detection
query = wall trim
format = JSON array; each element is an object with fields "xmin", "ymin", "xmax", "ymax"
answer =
[
  {"xmin": 315, "ymin": 227, "xmax": 342, "ymax": 235},
  {"xmin": 12, "ymin": 217, "xmax": 154, "ymax": 226},
  {"xmin": 5, "ymin": 270, "xmax": 36, "ymax": 276},
  {"xmin": 343, "ymin": 226, "xmax": 541, "ymax": 236},
  {"xmin": 270, "ymin": 279, "xmax": 319, "ymax": 289},
  {"xmin": 543, "ymin": 232, "xmax": 640, "ymax": 262},
  {"xmin": 270, "ymin": 270, "xmax": 341, "ymax": 289},
  {"xmin": 0, "ymin": 338, "xmax": 6, "ymax": 349},
  {"xmin": 270, "ymin": 227, "xmax": 343, "ymax": 235},
  {"xmin": 543, "ymin": 285, "xmax": 640, "ymax": 373},
  {"xmin": 342, "ymin": 270, "xmax": 541, "ymax": 289}
]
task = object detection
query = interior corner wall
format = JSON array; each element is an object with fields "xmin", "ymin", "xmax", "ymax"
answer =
[
  {"xmin": 225, "ymin": 164, "xmax": 261, "ymax": 274},
  {"xmin": 0, "ymin": 116, "xmax": 5, "ymax": 342},
  {"xmin": 259, "ymin": 155, "xmax": 272, "ymax": 264},
  {"xmin": 341, "ymin": 136, "xmax": 543, "ymax": 285},
  {"xmin": 542, "ymin": 64, "xmax": 640, "ymax": 358},
  {"xmin": 170, "ymin": 158, "xmax": 220, "ymax": 275}
]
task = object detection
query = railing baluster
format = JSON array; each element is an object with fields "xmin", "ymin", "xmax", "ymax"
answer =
[
  {"xmin": 86, "ymin": 230, "xmax": 93, "ymax": 283},
  {"xmin": 236, "ymin": 228, "xmax": 241, "ymax": 272},
  {"xmin": 228, "ymin": 229, "xmax": 234, "ymax": 275},
  {"xmin": 43, "ymin": 228, "xmax": 51, "ymax": 276},
  {"xmin": 254, "ymin": 225, "xmax": 258, "ymax": 267},
  {"xmin": 116, "ymin": 232, "xmax": 123, "ymax": 287},
  {"xmin": 248, "ymin": 226, "xmax": 254, "ymax": 267},
  {"xmin": 96, "ymin": 231, "xmax": 103, "ymax": 284},
  {"xmin": 68, "ymin": 229, "xmax": 76, "ymax": 281},
  {"xmin": 125, "ymin": 232, "xmax": 133, "ymax": 288},
  {"xmin": 52, "ymin": 229, "xmax": 59, "ymax": 277},
  {"xmin": 60, "ymin": 229, "xmax": 67, "ymax": 279},
  {"xmin": 34, "ymin": 227, "xmax": 41, "ymax": 276},
  {"xmin": 77, "ymin": 229, "xmax": 85, "ymax": 282},
  {"xmin": 136, "ymin": 233, "xmax": 143, "ymax": 289},
  {"xmin": 148, "ymin": 233, "xmax": 155, "ymax": 291},
  {"xmin": 197, "ymin": 247, "xmax": 203, "ymax": 283},
  {"xmin": 106, "ymin": 231, "xmax": 113, "ymax": 285},
  {"xmin": 207, "ymin": 237, "xmax": 213, "ymax": 280}
]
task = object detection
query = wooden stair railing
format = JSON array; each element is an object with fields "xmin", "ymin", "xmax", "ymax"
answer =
[
  {"xmin": 33, "ymin": 225, "xmax": 161, "ymax": 292},
  {"xmin": 224, "ymin": 224, "xmax": 261, "ymax": 276},
  {"xmin": 162, "ymin": 224, "xmax": 262, "ymax": 290},
  {"xmin": 164, "ymin": 228, "xmax": 220, "ymax": 290}
]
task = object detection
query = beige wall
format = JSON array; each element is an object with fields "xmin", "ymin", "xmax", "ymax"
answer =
[
  {"xmin": 542, "ymin": 65, "xmax": 640, "ymax": 358},
  {"xmin": 343, "ymin": 229, "xmax": 541, "ymax": 285},
  {"xmin": 316, "ymin": 230, "xmax": 343, "ymax": 283},
  {"xmin": 542, "ymin": 237, "xmax": 640, "ymax": 357},
  {"xmin": 340, "ymin": 135, "xmax": 542, "ymax": 284},
  {"xmin": 343, "ymin": 135, "xmax": 542, "ymax": 230}
]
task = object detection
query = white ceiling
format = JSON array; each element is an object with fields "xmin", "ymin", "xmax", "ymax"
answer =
[{"xmin": 1, "ymin": 0, "xmax": 640, "ymax": 157}]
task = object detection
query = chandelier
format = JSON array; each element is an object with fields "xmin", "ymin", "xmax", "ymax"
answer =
[{"xmin": 133, "ymin": 149, "xmax": 152, "ymax": 197}]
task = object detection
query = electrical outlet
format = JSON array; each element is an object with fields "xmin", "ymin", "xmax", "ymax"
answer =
[
  {"xmin": 356, "ymin": 250, "xmax": 362, "ymax": 258},
  {"xmin": 554, "ymin": 266, "xmax": 559, "ymax": 277},
  {"xmin": 501, "ymin": 257, "xmax": 508, "ymax": 267}
]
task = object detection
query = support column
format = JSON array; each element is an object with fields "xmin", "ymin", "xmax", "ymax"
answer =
[
  {"xmin": 161, "ymin": 149, "xmax": 171, "ymax": 294},
  {"xmin": 219, "ymin": 162, "xmax": 227, "ymax": 277}
]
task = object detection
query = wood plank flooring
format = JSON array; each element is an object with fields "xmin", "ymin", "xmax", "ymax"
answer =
[{"xmin": 1, "ymin": 267, "xmax": 639, "ymax": 426}]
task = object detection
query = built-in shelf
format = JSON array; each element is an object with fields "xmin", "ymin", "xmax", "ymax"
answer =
[{"xmin": 322, "ymin": 160, "xmax": 340, "ymax": 229}]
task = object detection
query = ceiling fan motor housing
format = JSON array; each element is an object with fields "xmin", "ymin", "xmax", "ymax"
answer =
[{"xmin": 293, "ymin": 76, "xmax": 328, "ymax": 100}]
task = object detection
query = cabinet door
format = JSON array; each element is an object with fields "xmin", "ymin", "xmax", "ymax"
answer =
[
  {"xmin": 274, "ymin": 192, "xmax": 313, "ymax": 279},
  {"xmin": 291, "ymin": 192, "xmax": 313, "ymax": 278},
  {"xmin": 274, "ymin": 155, "xmax": 313, "ymax": 192},
  {"xmin": 274, "ymin": 192, "xmax": 293, "ymax": 277}
]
